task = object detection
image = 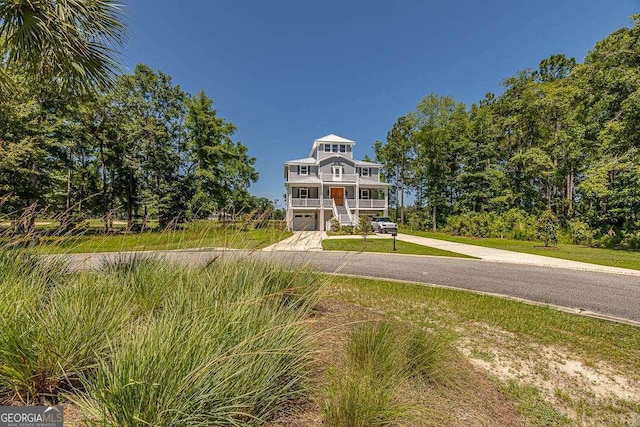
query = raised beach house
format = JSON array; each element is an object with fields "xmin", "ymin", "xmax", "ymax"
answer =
[{"xmin": 284, "ymin": 134, "xmax": 390, "ymax": 231}]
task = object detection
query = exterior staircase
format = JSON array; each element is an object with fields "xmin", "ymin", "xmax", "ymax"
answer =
[{"xmin": 333, "ymin": 200, "xmax": 355, "ymax": 227}]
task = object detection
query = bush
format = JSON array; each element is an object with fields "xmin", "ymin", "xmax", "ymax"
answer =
[
  {"xmin": 406, "ymin": 210, "xmax": 432, "ymax": 231},
  {"xmin": 537, "ymin": 211, "xmax": 559, "ymax": 247},
  {"xmin": 340, "ymin": 225, "xmax": 354, "ymax": 234},
  {"xmin": 502, "ymin": 209, "xmax": 537, "ymax": 240},
  {"xmin": 444, "ymin": 209, "xmax": 538, "ymax": 240},
  {"xmin": 329, "ymin": 217, "xmax": 340, "ymax": 233},
  {"xmin": 568, "ymin": 219, "xmax": 594, "ymax": 246},
  {"xmin": 355, "ymin": 215, "xmax": 372, "ymax": 238}
]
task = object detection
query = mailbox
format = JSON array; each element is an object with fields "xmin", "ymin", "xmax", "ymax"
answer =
[{"xmin": 391, "ymin": 231, "xmax": 397, "ymax": 237}]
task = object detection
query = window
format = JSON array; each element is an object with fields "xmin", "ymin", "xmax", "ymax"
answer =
[
  {"xmin": 339, "ymin": 144, "xmax": 346, "ymax": 153},
  {"xmin": 332, "ymin": 144, "xmax": 338, "ymax": 152},
  {"xmin": 361, "ymin": 189, "xmax": 370, "ymax": 199},
  {"xmin": 332, "ymin": 165, "xmax": 342, "ymax": 179},
  {"xmin": 299, "ymin": 188, "xmax": 308, "ymax": 198},
  {"xmin": 361, "ymin": 168, "xmax": 370, "ymax": 177},
  {"xmin": 324, "ymin": 144, "xmax": 331, "ymax": 153},
  {"xmin": 299, "ymin": 166, "xmax": 308, "ymax": 175}
]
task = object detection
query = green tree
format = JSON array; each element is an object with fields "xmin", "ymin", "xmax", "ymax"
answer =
[
  {"xmin": 374, "ymin": 115, "xmax": 415, "ymax": 224},
  {"xmin": 0, "ymin": 0, "xmax": 126, "ymax": 94},
  {"xmin": 412, "ymin": 94, "xmax": 466, "ymax": 232},
  {"xmin": 109, "ymin": 64, "xmax": 186, "ymax": 228},
  {"xmin": 185, "ymin": 90, "xmax": 258, "ymax": 219},
  {"xmin": 456, "ymin": 100, "xmax": 507, "ymax": 213}
]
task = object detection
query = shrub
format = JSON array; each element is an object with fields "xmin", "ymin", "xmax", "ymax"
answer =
[
  {"xmin": 355, "ymin": 215, "xmax": 372, "ymax": 239},
  {"xmin": 537, "ymin": 211, "xmax": 559, "ymax": 247},
  {"xmin": 340, "ymin": 225, "xmax": 354, "ymax": 234},
  {"xmin": 568, "ymin": 219, "xmax": 594, "ymax": 246},
  {"xmin": 330, "ymin": 217, "xmax": 340, "ymax": 232},
  {"xmin": 503, "ymin": 208, "xmax": 537, "ymax": 240}
]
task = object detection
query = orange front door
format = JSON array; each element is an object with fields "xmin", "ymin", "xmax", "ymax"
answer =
[{"xmin": 330, "ymin": 188, "xmax": 345, "ymax": 206}]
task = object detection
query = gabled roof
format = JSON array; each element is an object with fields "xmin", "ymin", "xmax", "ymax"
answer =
[
  {"xmin": 310, "ymin": 134, "xmax": 356, "ymax": 157},
  {"xmin": 354, "ymin": 160, "xmax": 381, "ymax": 167},
  {"xmin": 284, "ymin": 157, "xmax": 316, "ymax": 165},
  {"xmin": 314, "ymin": 134, "xmax": 356, "ymax": 144}
]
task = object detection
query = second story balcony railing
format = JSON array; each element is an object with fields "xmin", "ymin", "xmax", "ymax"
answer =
[
  {"xmin": 319, "ymin": 173, "xmax": 358, "ymax": 182},
  {"xmin": 286, "ymin": 173, "xmax": 385, "ymax": 184}
]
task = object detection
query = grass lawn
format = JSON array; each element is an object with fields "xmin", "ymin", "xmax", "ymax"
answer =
[
  {"xmin": 401, "ymin": 229, "xmax": 640, "ymax": 270},
  {"xmin": 322, "ymin": 237, "xmax": 474, "ymax": 258},
  {"xmin": 19, "ymin": 221, "xmax": 292, "ymax": 253},
  {"xmin": 328, "ymin": 274, "xmax": 640, "ymax": 426}
]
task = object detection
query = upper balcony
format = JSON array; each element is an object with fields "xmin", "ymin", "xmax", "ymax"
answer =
[
  {"xmin": 319, "ymin": 172, "xmax": 358, "ymax": 182},
  {"xmin": 286, "ymin": 173, "xmax": 387, "ymax": 185}
]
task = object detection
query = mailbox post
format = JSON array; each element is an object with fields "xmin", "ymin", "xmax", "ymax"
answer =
[{"xmin": 391, "ymin": 231, "xmax": 397, "ymax": 251}]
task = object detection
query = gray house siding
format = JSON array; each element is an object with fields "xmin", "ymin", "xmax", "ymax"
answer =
[
  {"xmin": 293, "ymin": 187, "xmax": 319, "ymax": 198},
  {"xmin": 319, "ymin": 157, "xmax": 356, "ymax": 175},
  {"xmin": 316, "ymin": 144, "xmax": 353, "ymax": 161}
]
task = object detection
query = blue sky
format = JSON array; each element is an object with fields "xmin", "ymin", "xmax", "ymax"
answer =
[{"xmin": 122, "ymin": 1, "xmax": 638, "ymax": 206}]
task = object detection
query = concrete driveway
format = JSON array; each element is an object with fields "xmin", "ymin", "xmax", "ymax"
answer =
[
  {"xmin": 262, "ymin": 231, "xmax": 325, "ymax": 251},
  {"xmin": 395, "ymin": 233, "xmax": 640, "ymax": 277}
]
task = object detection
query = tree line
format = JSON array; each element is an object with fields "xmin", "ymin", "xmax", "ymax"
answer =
[
  {"xmin": 0, "ymin": 63, "xmax": 259, "ymax": 232},
  {"xmin": 375, "ymin": 16, "xmax": 640, "ymax": 248},
  {"xmin": 1, "ymin": 1, "xmax": 266, "ymax": 234}
]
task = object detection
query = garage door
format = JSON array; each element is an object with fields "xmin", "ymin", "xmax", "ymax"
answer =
[{"xmin": 293, "ymin": 214, "xmax": 316, "ymax": 231}]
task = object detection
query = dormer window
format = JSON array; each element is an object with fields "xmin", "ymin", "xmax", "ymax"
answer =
[
  {"xmin": 332, "ymin": 144, "xmax": 338, "ymax": 152},
  {"xmin": 361, "ymin": 168, "xmax": 370, "ymax": 177},
  {"xmin": 339, "ymin": 144, "xmax": 346, "ymax": 153},
  {"xmin": 324, "ymin": 144, "xmax": 331, "ymax": 153},
  {"xmin": 299, "ymin": 166, "xmax": 308, "ymax": 175}
]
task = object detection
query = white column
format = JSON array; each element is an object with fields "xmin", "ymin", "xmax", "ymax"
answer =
[
  {"xmin": 286, "ymin": 186, "xmax": 293, "ymax": 229},
  {"xmin": 319, "ymin": 208, "xmax": 325, "ymax": 231},
  {"xmin": 384, "ymin": 188, "xmax": 389, "ymax": 216}
]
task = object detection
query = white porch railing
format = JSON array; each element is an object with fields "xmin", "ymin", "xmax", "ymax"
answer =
[
  {"xmin": 290, "ymin": 198, "xmax": 321, "ymax": 207},
  {"xmin": 357, "ymin": 199, "xmax": 387, "ymax": 209},
  {"xmin": 339, "ymin": 214, "xmax": 352, "ymax": 224},
  {"xmin": 343, "ymin": 198, "xmax": 354, "ymax": 224},
  {"xmin": 320, "ymin": 173, "xmax": 358, "ymax": 182}
]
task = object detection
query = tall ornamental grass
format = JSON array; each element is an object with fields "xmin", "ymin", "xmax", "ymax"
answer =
[
  {"xmin": 0, "ymin": 250, "xmax": 322, "ymax": 426},
  {"xmin": 323, "ymin": 320, "xmax": 453, "ymax": 426}
]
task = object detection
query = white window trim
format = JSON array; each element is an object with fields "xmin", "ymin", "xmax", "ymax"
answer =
[
  {"xmin": 299, "ymin": 165, "xmax": 308, "ymax": 175},
  {"xmin": 361, "ymin": 189, "xmax": 370, "ymax": 199},
  {"xmin": 324, "ymin": 144, "xmax": 331, "ymax": 153},
  {"xmin": 299, "ymin": 188, "xmax": 309, "ymax": 198},
  {"xmin": 339, "ymin": 144, "xmax": 346, "ymax": 153},
  {"xmin": 332, "ymin": 144, "xmax": 338, "ymax": 152},
  {"xmin": 361, "ymin": 167, "xmax": 370, "ymax": 177},
  {"xmin": 332, "ymin": 165, "xmax": 343, "ymax": 179}
]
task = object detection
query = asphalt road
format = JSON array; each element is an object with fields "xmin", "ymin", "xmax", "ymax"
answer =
[{"xmin": 65, "ymin": 249, "xmax": 640, "ymax": 325}]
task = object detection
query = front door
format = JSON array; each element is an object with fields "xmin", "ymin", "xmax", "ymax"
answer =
[{"xmin": 330, "ymin": 188, "xmax": 345, "ymax": 206}]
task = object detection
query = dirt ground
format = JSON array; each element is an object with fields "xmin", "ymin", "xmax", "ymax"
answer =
[
  {"xmin": 458, "ymin": 322, "xmax": 640, "ymax": 426},
  {"xmin": 270, "ymin": 298, "xmax": 523, "ymax": 426}
]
